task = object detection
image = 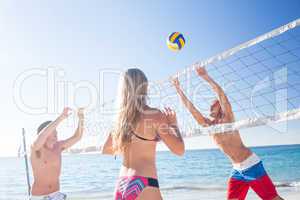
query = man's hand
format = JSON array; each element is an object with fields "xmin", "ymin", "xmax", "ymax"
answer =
[
  {"xmin": 77, "ymin": 108, "xmax": 84, "ymax": 120},
  {"xmin": 196, "ymin": 65, "xmax": 234, "ymax": 121},
  {"xmin": 59, "ymin": 107, "xmax": 85, "ymax": 150},
  {"xmin": 171, "ymin": 76, "xmax": 181, "ymax": 89},
  {"xmin": 196, "ymin": 66, "xmax": 209, "ymax": 78},
  {"xmin": 61, "ymin": 107, "xmax": 72, "ymax": 119}
]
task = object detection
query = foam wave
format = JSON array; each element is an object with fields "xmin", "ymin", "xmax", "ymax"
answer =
[
  {"xmin": 275, "ymin": 181, "xmax": 300, "ymax": 188},
  {"xmin": 161, "ymin": 181, "xmax": 300, "ymax": 192},
  {"xmin": 161, "ymin": 185, "xmax": 226, "ymax": 192}
]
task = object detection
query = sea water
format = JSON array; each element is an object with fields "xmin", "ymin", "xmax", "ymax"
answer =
[{"xmin": 1, "ymin": 145, "xmax": 300, "ymax": 200}]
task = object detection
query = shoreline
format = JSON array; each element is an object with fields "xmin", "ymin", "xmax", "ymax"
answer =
[
  {"xmin": 162, "ymin": 187, "xmax": 300, "ymax": 200},
  {"xmin": 5, "ymin": 143, "xmax": 300, "ymax": 158},
  {"xmin": 56, "ymin": 186, "xmax": 300, "ymax": 200}
]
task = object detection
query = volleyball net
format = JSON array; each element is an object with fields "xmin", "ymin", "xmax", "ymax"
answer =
[{"xmin": 81, "ymin": 19, "xmax": 300, "ymax": 149}]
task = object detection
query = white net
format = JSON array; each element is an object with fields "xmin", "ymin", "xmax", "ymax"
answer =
[{"xmin": 82, "ymin": 18, "xmax": 300, "ymax": 149}]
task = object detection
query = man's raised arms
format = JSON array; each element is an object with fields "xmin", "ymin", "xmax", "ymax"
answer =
[
  {"xmin": 196, "ymin": 66, "xmax": 234, "ymax": 121},
  {"xmin": 31, "ymin": 107, "xmax": 71, "ymax": 151},
  {"xmin": 171, "ymin": 77, "xmax": 212, "ymax": 127},
  {"xmin": 59, "ymin": 108, "xmax": 85, "ymax": 150}
]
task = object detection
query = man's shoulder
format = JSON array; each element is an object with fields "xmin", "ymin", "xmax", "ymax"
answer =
[{"xmin": 55, "ymin": 142, "xmax": 66, "ymax": 152}]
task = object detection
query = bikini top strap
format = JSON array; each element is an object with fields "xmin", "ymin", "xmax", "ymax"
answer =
[{"xmin": 131, "ymin": 131, "xmax": 160, "ymax": 142}]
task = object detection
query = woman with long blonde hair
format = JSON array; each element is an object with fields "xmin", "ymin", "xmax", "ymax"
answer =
[{"xmin": 102, "ymin": 68, "xmax": 185, "ymax": 200}]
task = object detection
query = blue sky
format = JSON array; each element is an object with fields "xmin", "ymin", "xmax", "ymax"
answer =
[{"xmin": 0, "ymin": 0, "xmax": 300, "ymax": 156}]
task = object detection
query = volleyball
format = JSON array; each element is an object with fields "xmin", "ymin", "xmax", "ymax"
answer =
[{"xmin": 167, "ymin": 32, "xmax": 185, "ymax": 51}]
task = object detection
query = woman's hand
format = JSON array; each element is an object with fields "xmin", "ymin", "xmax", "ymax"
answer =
[
  {"xmin": 158, "ymin": 107, "xmax": 184, "ymax": 156},
  {"xmin": 163, "ymin": 107, "xmax": 178, "ymax": 126}
]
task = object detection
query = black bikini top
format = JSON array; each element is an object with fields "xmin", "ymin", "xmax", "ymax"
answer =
[{"xmin": 131, "ymin": 131, "xmax": 160, "ymax": 142}]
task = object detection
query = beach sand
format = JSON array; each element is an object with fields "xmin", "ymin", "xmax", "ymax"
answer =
[
  {"xmin": 162, "ymin": 187, "xmax": 300, "ymax": 200},
  {"xmin": 67, "ymin": 187, "xmax": 300, "ymax": 200}
]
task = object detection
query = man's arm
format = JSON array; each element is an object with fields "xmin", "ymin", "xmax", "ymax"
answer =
[
  {"xmin": 196, "ymin": 66, "xmax": 234, "ymax": 120},
  {"xmin": 59, "ymin": 108, "xmax": 85, "ymax": 150},
  {"xmin": 31, "ymin": 107, "xmax": 71, "ymax": 151},
  {"xmin": 171, "ymin": 77, "xmax": 211, "ymax": 126}
]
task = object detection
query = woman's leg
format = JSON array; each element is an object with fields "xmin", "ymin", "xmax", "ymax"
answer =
[{"xmin": 136, "ymin": 187, "xmax": 163, "ymax": 200}]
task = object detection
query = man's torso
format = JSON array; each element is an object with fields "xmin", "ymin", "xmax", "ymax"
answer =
[
  {"xmin": 31, "ymin": 143, "xmax": 62, "ymax": 195},
  {"xmin": 210, "ymin": 117, "xmax": 252, "ymax": 163}
]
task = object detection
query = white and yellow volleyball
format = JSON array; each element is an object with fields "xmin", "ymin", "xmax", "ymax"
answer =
[{"xmin": 167, "ymin": 32, "xmax": 186, "ymax": 51}]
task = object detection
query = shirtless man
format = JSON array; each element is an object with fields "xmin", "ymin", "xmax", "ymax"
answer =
[
  {"xmin": 172, "ymin": 66, "xmax": 283, "ymax": 200},
  {"xmin": 30, "ymin": 107, "xmax": 84, "ymax": 200}
]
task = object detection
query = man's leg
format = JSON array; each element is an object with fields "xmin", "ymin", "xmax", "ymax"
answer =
[
  {"xmin": 272, "ymin": 197, "xmax": 284, "ymax": 200},
  {"xmin": 249, "ymin": 165, "xmax": 283, "ymax": 200},
  {"xmin": 227, "ymin": 174, "xmax": 249, "ymax": 200}
]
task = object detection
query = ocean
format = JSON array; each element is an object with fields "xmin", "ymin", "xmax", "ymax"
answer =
[{"xmin": 1, "ymin": 144, "xmax": 300, "ymax": 200}]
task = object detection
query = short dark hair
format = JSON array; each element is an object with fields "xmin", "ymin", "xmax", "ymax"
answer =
[{"xmin": 37, "ymin": 121, "xmax": 52, "ymax": 134}]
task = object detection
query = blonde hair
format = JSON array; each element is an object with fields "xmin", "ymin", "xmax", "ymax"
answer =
[{"xmin": 112, "ymin": 68, "xmax": 148, "ymax": 153}]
